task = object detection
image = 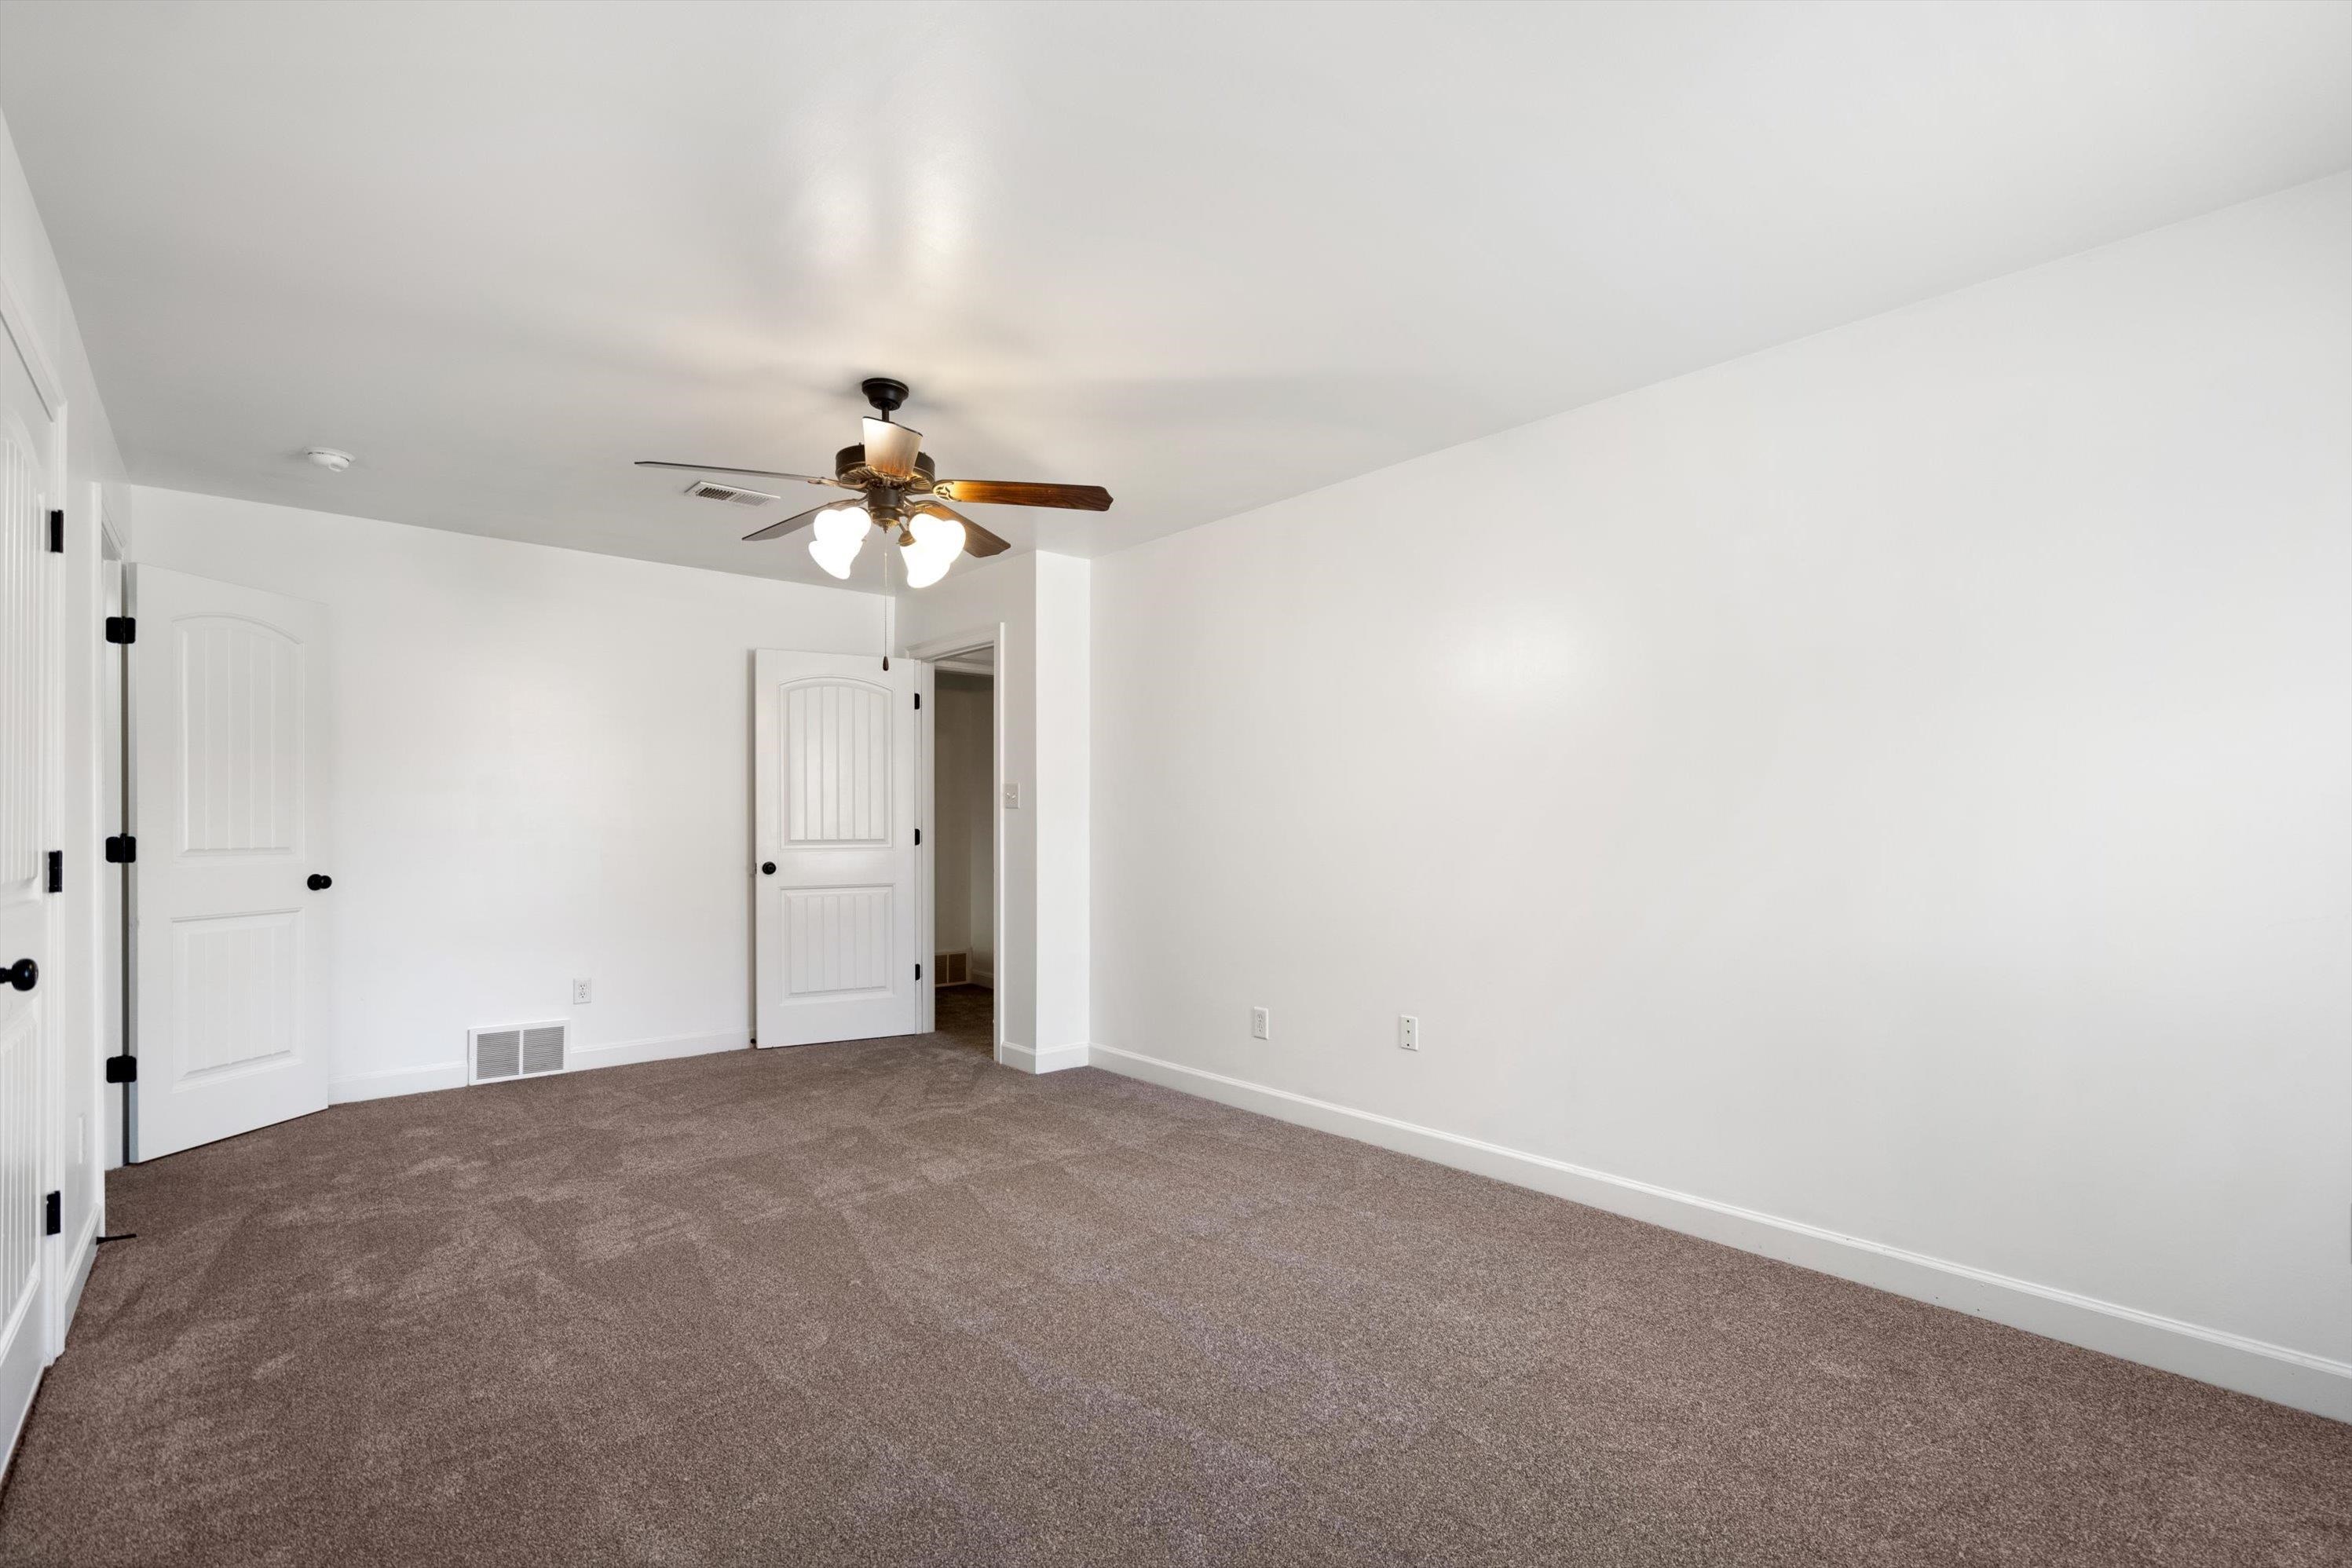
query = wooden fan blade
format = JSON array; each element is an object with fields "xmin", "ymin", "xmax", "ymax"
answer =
[
  {"xmin": 913, "ymin": 499, "xmax": 1011, "ymax": 557},
  {"xmin": 743, "ymin": 500, "xmax": 858, "ymax": 543},
  {"xmin": 636, "ymin": 459, "xmax": 846, "ymax": 487},
  {"xmin": 861, "ymin": 418, "xmax": 924, "ymax": 480},
  {"xmin": 931, "ymin": 480, "xmax": 1111, "ymax": 511}
]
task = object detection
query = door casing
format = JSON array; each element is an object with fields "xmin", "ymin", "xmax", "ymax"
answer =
[{"xmin": 903, "ymin": 626, "xmax": 1004, "ymax": 1065}]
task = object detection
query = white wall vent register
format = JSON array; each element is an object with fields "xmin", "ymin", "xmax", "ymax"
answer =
[{"xmin": 468, "ymin": 1021, "xmax": 568, "ymax": 1084}]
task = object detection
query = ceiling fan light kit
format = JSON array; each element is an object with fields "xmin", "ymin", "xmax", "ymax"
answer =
[{"xmin": 637, "ymin": 377, "xmax": 1113, "ymax": 589}]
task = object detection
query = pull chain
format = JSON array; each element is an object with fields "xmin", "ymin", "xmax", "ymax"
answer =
[{"xmin": 880, "ymin": 520, "xmax": 891, "ymax": 670}]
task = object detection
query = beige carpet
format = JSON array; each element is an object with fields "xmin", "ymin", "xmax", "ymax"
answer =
[
  {"xmin": 2, "ymin": 1022, "xmax": 2347, "ymax": 1566},
  {"xmin": 932, "ymin": 983, "xmax": 993, "ymax": 1054}
]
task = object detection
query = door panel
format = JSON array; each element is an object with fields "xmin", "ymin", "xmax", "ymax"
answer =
[
  {"xmin": 0, "ymin": 319, "xmax": 53, "ymax": 1469},
  {"xmin": 785, "ymin": 681, "xmax": 893, "ymax": 843},
  {"xmin": 132, "ymin": 568, "xmax": 331, "ymax": 1159},
  {"xmin": 783, "ymin": 885, "xmax": 894, "ymax": 995},
  {"xmin": 175, "ymin": 616, "xmax": 303, "ymax": 853},
  {"xmin": 754, "ymin": 652, "xmax": 927, "ymax": 1047},
  {"xmin": 170, "ymin": 911, "xmax": 301, "ymax": 1075}
]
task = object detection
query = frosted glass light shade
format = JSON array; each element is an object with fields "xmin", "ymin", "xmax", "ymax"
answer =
[
  {"xmin": 901, "ymin": 514, "xmax": 964, "ymax": 587},
  {"xmin": 807, "ymin": 505, "xmax": 868, "ymax": 579}
]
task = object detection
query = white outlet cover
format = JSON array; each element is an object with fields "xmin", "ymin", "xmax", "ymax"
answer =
[
  {"xmin": 1250, "ymin": 1007, "xmax": 1271, "ymax": 1040},
  {"xmin": 572, "ymin": 979, "xmax": 592, "ymax": 1005},
  {"xmin": 1002, "ymin": 783, "xmax": 1020, "ymax": 808}
]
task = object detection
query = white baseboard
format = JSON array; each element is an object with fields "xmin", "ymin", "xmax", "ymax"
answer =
[
  {"xmin": 997, "ymin": 1040, "xmax": 1090, "ymax": 1076},
  {"xmin": 332, "ymin": 1030, "xmax": 747, "ymax": 1105},
  {"xmin": 568, "ymin": 1029, "xmax": 746, "ymax": 1072},
  {"xmin": 331, "ymin": 1061, "xmax": 466, "ymax": 1103},
  {"xmin": 1085, "ymin": 1043, "xmax": 2352, "ymax": 1425},
  {"xmin": 56, "ymin": 1203, "xmax": 100, "ymax": 1356}
]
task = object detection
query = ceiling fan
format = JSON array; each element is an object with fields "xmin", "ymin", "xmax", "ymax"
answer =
[{"xmin": 638, "ymin": 378, "xmax": 1113, "ymax": 587}]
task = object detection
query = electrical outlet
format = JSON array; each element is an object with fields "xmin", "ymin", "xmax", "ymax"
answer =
[
  {"xmin": 1250, "ymin": 1006, "xmax": 1271, "ymax": 1040},
  {"xmin": 1398, "ymin": 1014, "xmax": 1420, "ymax": 1051},
  {"xmin": 1002, "ymin": 783, "xmax": 1021, "ymax": 809},
  {"xmin": 572, "ymin": 978, "xmax": 592, "ymax": 1005}
]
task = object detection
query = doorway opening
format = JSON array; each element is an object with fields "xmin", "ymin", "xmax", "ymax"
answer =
[
  {"xmin": 931, "ymin": 649, "xmax": 997, "ymax": 1053},
  {"xmin": 931, "ymin": 649, "xmax": 994, "ymax": 1055}
]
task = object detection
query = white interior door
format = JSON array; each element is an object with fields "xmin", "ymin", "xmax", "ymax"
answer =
[
  {"xmin": 130, "ymin": 567, "xmax": 332, "ymax": 1159},
  {"xmin": 0, "ymin": 304, "xmax": 57, "ymax": 1471},
  {"xmin": 754, "ymin": 650, "xmax": 928, "ymax": 1047}
]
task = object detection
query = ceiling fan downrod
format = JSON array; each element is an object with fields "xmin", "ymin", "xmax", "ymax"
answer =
[{"xmin": 861, "ymin": 377, "xmax": 909, "ymax": 424}]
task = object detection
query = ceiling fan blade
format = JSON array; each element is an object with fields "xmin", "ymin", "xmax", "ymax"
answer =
[
  {"xmin": 743, "ymin": 499, "xmax": 859, "ymax": 543},
  {"xmin": 636, "ymin": 460, "xmax": 846, "ymax": 488},
  {"xmin": 913, "ymin": 499, "xmax": 1011, "ymax": 557},
  {"xmin": 861, "ymin": 418, "xmax": 924, "ymax": 481},
  {"xmin": 931, "ymin": 480, "xmax": 1112, "ymax": 511}
]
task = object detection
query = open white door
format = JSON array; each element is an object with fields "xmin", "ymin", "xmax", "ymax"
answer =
[
  {"xmin": 130, "ymin": 567, "xmax": 332, "ymax": 1159},
  {"xmin": 0, "ymin": 300, "xmax": 58, "ymax": 1471},
  {"xmin": 753, "ymin": 650, "xmax": 928, "ymax": 1047}
]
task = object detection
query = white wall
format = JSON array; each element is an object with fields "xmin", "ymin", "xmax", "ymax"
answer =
[
  {"xmin": 1032, "ymin": 554, "xmax": 1090, "ymax": 1055},
  {"xmin": 130, "ymin": 487, "xmax": 881, "ymax": 1098},
  {"xmin": 933, "ymin": 673, "xmax": 994, "ymax": 978},
  {"xmin": 1089, "ymin": 174, "xmax": 2352, "ymax": 1419},
  {"xmin": 0, "ymin": 101, "xmax": 130, "ymax": 1362}
]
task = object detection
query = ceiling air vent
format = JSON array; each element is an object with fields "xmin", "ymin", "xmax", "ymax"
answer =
[
  {"xmin": 686, "ymin": 480, "xmax": 781, "ymax": 507},
  {"xmin": 469, "ymin": 1021, "xmax": 568, "ymax": 1085}
]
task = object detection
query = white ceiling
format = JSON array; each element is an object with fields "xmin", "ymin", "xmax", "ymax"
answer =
[{"xmin": 2, "ymin": 2, "xmax": 2349, "ymax": 590}]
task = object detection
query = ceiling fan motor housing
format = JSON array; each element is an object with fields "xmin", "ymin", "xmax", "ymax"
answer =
[{"xmin": 835, "ymin": 444, "xmax": 935, "ymax": 491}]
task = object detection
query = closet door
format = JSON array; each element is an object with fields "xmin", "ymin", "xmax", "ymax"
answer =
[{"xmin": 0, "ymin": 308, "xmax": 57, "ymax": 1470}]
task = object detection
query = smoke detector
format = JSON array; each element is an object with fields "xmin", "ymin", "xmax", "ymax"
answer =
[{"xmin": 304, "ymin": 448, "xmax": 353, "ymax": 473}]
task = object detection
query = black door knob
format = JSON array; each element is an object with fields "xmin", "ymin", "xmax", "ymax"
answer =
[
  {"xmin": 307, "ymin": 874, "xmax": 333, "ymax": 891},
  {"xmin": 760, "ymin": 862, "xmax": 777, "ymax": 875},
  {"xmin": 2, "ymin": 958, "xmax": 35, "ymax": 992}
]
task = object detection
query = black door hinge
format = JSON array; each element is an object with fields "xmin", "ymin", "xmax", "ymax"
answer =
[
  {"xmin": 913, "ymin": 693, "xmax": 920, "ymax": 709},
  {"xmin": 43, "ymin": 1191, "xmax": 60, "ymax": 1237},
  {"xmin": 914, "ymin": 828, "xmax": 920, "ymax": 846},
  {"xmin": 105, "ymin": 616, "xmax": 135, "ymax": 645},
  {"xmin": 104, "ymin": 1055, "xmax": 137, "ymax": 1084},
  {"xmin": 104, "ymin": 835, "xmax": 136, "ymax": 864},
  {"xmin": 915, "ymin": 963, "xmax": 923, "ymax": 981},
  {"xmin": 46, "ymin": 850, "xmax": 62, "ymax": 894},
  {"xmin": 48, "ymin": 510, "xmax": 64, "ymax": 554}
]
